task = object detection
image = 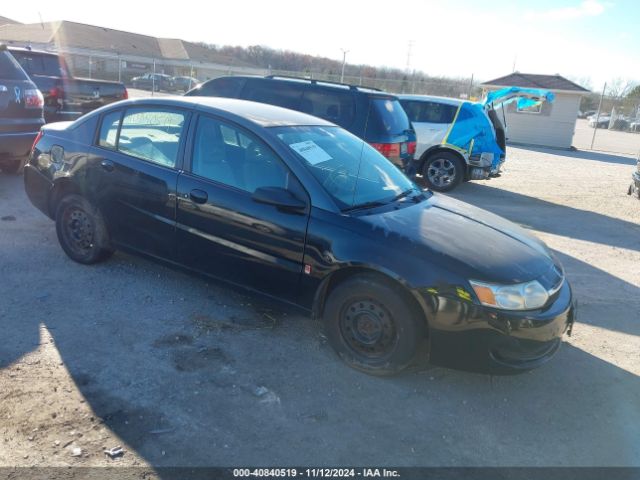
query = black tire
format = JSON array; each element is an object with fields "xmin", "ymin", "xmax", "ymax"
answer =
[
  {"xmin": 1, "ymin": 158, "xmax": 24, "ymax": 174},
  {"xmin": 323, "ymin": 274, "xmax": 425, "ymax": 376},
  {"xmin": 55, "ymin": 194, "xmax": 114, "ymax": 264},
  {"xmin": 422, "ymin": 152, "xmax": 464, "ymax": 192}
]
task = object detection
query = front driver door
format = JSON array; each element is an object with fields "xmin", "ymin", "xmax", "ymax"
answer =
[{"xmin": 176, "ymin": 114, "xmax": 309, "ymax": 302}]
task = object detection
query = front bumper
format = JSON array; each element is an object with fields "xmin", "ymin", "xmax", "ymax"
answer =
[
  {"xmin": 0, "ymin": 131, "xmax": 39, "ymax": 159},
  {"xmin": 425, "ymin": 280, "xmax": 575, "ymax": 374},
  {"xmin": 629, "ymin": 171, "xmax": 640, "ymax": 199}
]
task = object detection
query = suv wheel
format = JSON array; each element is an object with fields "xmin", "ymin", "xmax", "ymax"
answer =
[{"xmin": 422, "ymin": 152, "xmax": 463, "ymax": 192}]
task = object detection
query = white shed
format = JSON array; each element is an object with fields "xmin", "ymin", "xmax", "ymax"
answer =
[{"xmin": 482, "ymin": 73, "xmax": 589, "ymax": 149}]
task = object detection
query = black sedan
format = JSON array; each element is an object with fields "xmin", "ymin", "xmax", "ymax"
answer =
[{"xmin": 23, "ymin": 97, "xmax": 576, "ymax": 375}]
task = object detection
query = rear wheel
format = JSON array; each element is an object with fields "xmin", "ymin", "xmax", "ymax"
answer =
[
  {"xmin": 422, "ymin": 152, "xmax": 464, "ymax": 192},
  {"xmin": 55, "ymin": 194, "xmax": 114, "ymax": 264},
  {"xmin": 323, "ymin": 274, "xmax": 425, "ymax": 376}
]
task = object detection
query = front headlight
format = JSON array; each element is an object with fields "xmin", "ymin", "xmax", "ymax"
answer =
[{"xmin": 469, "ymin": 279, "xmax": 549, "ymax": 310}]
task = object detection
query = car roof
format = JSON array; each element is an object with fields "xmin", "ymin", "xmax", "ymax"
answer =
[
  {"xmin": 114, "ymin": 96, "xmax": 334, "ymax": 128},
  {"xmin": 397, "ymin": 94, "xmax": 465, "ymax": 106},
  {"xmin": 7, "ymin": 46, "xmax": 57, "ymax": 56},
  {"xmin": 217, "ymin": 75, "xmax": 395, "ymax": 97}
]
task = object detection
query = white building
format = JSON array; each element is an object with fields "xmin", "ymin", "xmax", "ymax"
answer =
[{"xmin": 482, "ymin": 73, "xmax": 589, "ymax": 149}]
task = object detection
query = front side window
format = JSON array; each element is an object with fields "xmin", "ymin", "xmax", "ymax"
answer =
[
  {"xmin": 191, "ymin": 116, "xmax": 289, "ymax": 193},
  {"xmin": 116, "ymin": 108, "xmax": 186, "ymax": 167},
  {"xmin": 274, "ymin": 126, "xmax": 415, "ymax": 209}
]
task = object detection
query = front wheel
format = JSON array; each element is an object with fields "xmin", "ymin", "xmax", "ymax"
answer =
[
  {"xmin": 323, "ymin": 275, "xmax": 425, "ymax": 376},
  {"xmin": 55, "ymin": 194, "xmax": 114, "ymax": 264},
  {"xmin": 422, "ymin": 152, "xmax": 464, "ymax": 192}
]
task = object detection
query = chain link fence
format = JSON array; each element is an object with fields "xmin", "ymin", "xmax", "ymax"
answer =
[{"xmin": 54, "ymin": 48, "xmax": 640, "ymax": 157}]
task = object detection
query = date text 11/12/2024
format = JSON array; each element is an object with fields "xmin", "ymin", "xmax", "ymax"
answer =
[{"xmin": 233, "ymin": 468, "xmax": 401, "ymax": 478}]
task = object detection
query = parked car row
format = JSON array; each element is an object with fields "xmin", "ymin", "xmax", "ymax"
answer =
[
  {"xmin": 130, "ymin": 73, "xmax": 200, "ymax": 92},
  {"xmin": 0, "ymin": 43, "xmax": 127, "ymax": 172}
]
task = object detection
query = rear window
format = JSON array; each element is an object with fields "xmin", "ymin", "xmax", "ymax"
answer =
[
  {"xmin": 401, "ymin": 100, "xmax": 458, "ymax": 124},
  {"xmin": 191, "ymin": 77, "xmax": 246, "ymax": 97},
  {"xmin": 366, "ymin": 98, "xmax": 411, "ymax": 136},
  {"xmin": 0, "ymin": 51, "xmax": 28, "ymax": 80},
  {"xmin": 11, "ymin": 51, "xmax": 69, "ymax": 77}
]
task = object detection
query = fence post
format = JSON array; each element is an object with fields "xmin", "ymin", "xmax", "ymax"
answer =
[
  {"xmin": 88, "ymin": 55, "xmax": 92, "ymax": 78},
  {"xmin": 152, "ymin": 59, "xmax": 156, "ymax": 96},
  {"xmin": 118, "ymin": 56, "xmax": 121, "ymax": 83},
  {"xmin": 590, "ymin": 82, "xmax": 607, "ymax": 150}
]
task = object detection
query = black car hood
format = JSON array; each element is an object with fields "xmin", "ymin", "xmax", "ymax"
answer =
[{"xmin": 359, "ymin": 193, "xmax": 556, "ymax": 284}]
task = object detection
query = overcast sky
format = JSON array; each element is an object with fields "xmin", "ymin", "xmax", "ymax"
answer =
[{"xmin": 2, "ymin": 0, "xmax": 638, "ymax": 89}]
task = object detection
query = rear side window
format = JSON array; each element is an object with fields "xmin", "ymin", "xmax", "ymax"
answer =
[
  {"xmin": 300, "ymin": 89, "xmax": 356, "ymax": 128},
  {"xmin": 10, "ymin": 51, "xmax": 69, "ymax": 77},
  {"xmin": 117, "ymin": 108, "xmax": 187, "ymax": 168},
  {"xmin": 0, "ymin": 51, "xmax": 28, "ymax": 80},
  {"xmin": 98, "ymin": 110, "xmax": 122, "ymax": 149},
  {"xmin": 195, "ymin": 77, "xmax": 246, "ymax": 97},
  {"xmin": 366, "ymin": 98, "xmax": 411, "ymax": 136},
  {"xmin": 242, "ymin": 79, "xmax": 303, "ymax": 110},
  {"xmin": 401, "ymin": 100, "xmax": 458, "ymax": 124}
]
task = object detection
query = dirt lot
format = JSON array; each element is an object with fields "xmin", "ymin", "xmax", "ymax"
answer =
[
  {"xmin": 0, "ymin": 145, "xmax": 639, "ymax": 474},
  {"xmin": 573, "ymin": 118, "xmax": 640, "ymax": 156}
]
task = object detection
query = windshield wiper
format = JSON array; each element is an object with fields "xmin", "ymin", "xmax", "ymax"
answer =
[
  {"xmin": 342, "ymin": 200, "xmax": 388, "ymax": 213},
  {"xmin": 390, "ymin": 188, "xmax": 418, "ymax": 202}
]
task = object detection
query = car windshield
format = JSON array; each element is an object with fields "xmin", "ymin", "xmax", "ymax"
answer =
[{"xmin": 272, "ymin": 125, "xmax": 417, "ymax": 210}]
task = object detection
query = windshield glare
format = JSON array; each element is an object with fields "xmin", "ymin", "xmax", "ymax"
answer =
[{"xmin": 273, "ymin": 126, "xmax": 415, "ymax": 209}]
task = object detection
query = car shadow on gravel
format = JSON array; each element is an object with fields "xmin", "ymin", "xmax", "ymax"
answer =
[
  {"xmin": 448, "ymin": 182, "xmax": 640, "ymax": 253},
  {"xmin": 1, "ymin": 243, "xmax": 639, "ymax": 468},
  {"xmin": 514, "ymin": 145, "xmax": 637, "ymax": 166},
  {"xmin": 9, "ymin": 270, "xmax": 640, "ymax": 468}
]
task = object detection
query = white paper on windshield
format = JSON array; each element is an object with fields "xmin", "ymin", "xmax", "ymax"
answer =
[{"xmin": 289, "ymin": 140, "xmax": 332, "ymax": 165}]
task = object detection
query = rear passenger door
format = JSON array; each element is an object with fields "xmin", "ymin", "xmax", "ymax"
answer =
[
  {"xmin": 88, "ymin": 106, "xmax": 190, "ymax": 260},
  {"xmin": 175, "ymin": 114, "xmax": 309, "ymax": 301}
]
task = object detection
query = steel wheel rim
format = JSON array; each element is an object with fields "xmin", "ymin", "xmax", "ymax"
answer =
[
  {"xmin": 339, "ymin": 298, "xmax": 398, "ymax": 358},
  {"xmin": 427, "ymin": 158, "xmax": 456, "ymax": 187},
  {"xmin": 62, "ymin": 206, "xmax": 95, "ymax": 254}
]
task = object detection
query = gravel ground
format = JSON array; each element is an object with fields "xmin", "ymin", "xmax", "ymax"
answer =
[{"xmin": 0, "ymin": 146, "xmax": 639, "ymax": 474}]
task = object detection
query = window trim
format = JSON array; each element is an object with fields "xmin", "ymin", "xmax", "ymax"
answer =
[
  {"xmin": 94, "ymin": 105, "xmax": 192, "ymax": 171},
  {"xmin": 516, "ymin": 102, "xmax": 543, "ymax": 114}
]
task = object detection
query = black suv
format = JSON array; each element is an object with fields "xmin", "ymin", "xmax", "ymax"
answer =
[
  {"xmin": 186, "ymin": 75, "xmax": 416, "ymax": 168},
  {"xmin": 0, "ymin": 44, "xmax": 44, "ymax": 173}
]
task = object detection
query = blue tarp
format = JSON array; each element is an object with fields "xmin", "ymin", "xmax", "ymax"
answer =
[
  {"xmin": 482, "ymin": 87, "xmax": 556, "ymax": 110},
  {"xmin": 443, "ymin": 87, "xmax": 555, "ymax": 170}
]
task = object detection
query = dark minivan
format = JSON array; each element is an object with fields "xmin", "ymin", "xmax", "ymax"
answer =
[
  {"xmin": 0, "ymin": 44, "xmax": 44, "ymax": 173},
  {"xmin": 185, "ymin": 75, "xmax": 416, "ymax": 169}
]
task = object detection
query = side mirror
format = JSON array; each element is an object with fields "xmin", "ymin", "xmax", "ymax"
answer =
[{"xmin": 252, "ymin": 186, "xmax": 307, "ymax": 212}]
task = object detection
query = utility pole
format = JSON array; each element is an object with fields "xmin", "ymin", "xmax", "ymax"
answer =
[
  {"xmin": 590, "ymin": 82, "xmax": 607, "ymax": 149},
  {"xmin": 340, "ymin": 48, "xmax": 349, "ymax": 83}
]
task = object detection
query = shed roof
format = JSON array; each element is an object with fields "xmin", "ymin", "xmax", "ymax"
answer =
[{"xmin": 482, "ymin": 73, "xmax": 589, "ymax": 93}]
